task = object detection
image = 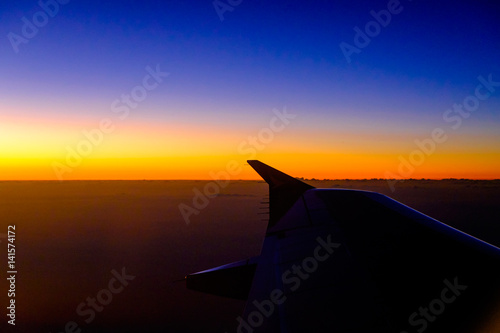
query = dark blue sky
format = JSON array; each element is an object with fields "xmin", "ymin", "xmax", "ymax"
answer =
[{"xmin": 3, "ymin": 0, "xmax": 499, "ymax": 107}]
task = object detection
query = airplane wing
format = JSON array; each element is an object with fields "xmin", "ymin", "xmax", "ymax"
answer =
[{"xmin": 186, "ymin": 160, "xmax": 500, "ymax": 333}]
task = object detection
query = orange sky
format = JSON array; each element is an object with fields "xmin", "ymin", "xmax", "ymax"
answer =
[
  {"xmin": 2, "ymin": 108, "xmax": 499, "ymax": 181},
  {"xmin": 3, "ymin": 153, "xmax": 499, "ymax": 181}
]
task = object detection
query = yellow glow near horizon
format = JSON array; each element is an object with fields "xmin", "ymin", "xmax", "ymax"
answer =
[
  {"xmin": 2, "ymin": 152, "xmax": 499, "ymax": 180},
  {"xmin": 2, "ymin": 112, "xmax": 499, "ymax": 180}
]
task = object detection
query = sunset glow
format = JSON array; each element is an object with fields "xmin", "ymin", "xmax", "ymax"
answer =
[{"xmin": 2, "ymin": 1, "xmax": 499, "ymax": 181}]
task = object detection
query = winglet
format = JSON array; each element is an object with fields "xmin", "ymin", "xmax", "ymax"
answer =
[{"xmin": 248, "ymin": 160, "xmax": 314, "ymax": 228}]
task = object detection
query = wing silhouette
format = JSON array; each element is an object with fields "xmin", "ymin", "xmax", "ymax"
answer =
[{"xmin": 186, "ymin": 160, "xmax": 500, "ymax": 332}]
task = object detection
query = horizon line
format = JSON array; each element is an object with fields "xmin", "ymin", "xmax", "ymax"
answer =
[{"xmin": 1, "ymin": 178, "xmax": 499, "ymax": 182}]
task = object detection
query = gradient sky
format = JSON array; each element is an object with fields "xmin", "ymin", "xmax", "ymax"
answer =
[{"xmin": 1, "ymin": 0, "xmax": 499, "ymax": 180}]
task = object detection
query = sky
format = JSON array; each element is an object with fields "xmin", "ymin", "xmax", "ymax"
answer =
[{"xmin": 1, "ymin": 0, "xmax": 499, "ymax": 180}]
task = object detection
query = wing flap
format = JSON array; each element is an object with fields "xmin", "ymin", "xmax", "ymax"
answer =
[{"xmin": 185, "ymin": 258, "xmax": 258, "ymax": 300}]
